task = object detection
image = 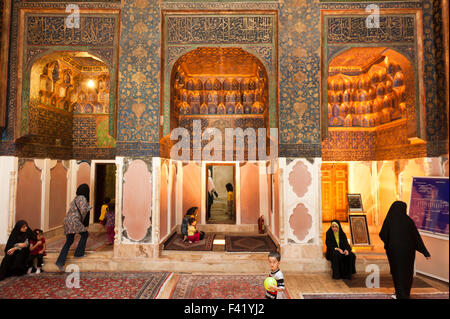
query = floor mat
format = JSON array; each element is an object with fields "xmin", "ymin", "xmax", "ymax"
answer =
[
  {"xmin": 163, "ymin": 233, "xmax": 215, "ymax": 251},
  {"xmin": 170, "ymin": 274, "xmax": 270, "ymax": 299},
  {"xmin": 302, "ymin": 292, "xmax": 449, "ymax": 299},
  {"xmin": 0, "ymin": 272, "xmax": 171, "ymax": 299},
  {"xmin": 46, "ymin": 232, "xmax": 108, "ymax": 253},
  {"xmin": 225, "ymin": 235, "xmax": 278, "ymax": 252},
  {"xmin": 344, "ymin": 274, "xmax": 432, "ymax": 288}
]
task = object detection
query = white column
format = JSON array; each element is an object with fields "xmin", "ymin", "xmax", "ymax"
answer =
[
  {"xmin": 115, "ymin": 157, "xmax": 124, "ymax": 246},
  {"xmin": 236, "ymin": 162, "xmax": 241, "ymax": 225},
  {"xmin": 152, "ymin": 157, "xmax": 161, "ymax": 250},
  {"xmin": 0, "ymin": 156, "xmax": 18, "ymax": 244},
  {"xmin": 201, "ymin": 161, "xmax": 206, "ymax": 224},
  {"xmin": 176, "ymin": 161, "xmax": 183, "ymax": 225}
]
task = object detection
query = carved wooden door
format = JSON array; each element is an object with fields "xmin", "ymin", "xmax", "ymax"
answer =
[{"xmin": 321, "ymin": 163, "xmax": 348, "ymax": 222}]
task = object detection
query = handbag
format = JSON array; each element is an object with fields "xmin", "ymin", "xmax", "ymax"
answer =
[{"xmin": 75, "ymin": 200, "xmax": 90, "ymax": 227}]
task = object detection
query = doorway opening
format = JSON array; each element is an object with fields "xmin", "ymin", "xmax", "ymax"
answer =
[
  {"xmin": 206, "ymin": 164, "xmax": 236, "ymax": 224},
  {"xmin": 94, "ymin": 163, "xmax": 117, "ymax": 223}
]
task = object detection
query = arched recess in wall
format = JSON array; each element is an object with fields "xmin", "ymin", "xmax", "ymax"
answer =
[
  {"xmin": 322, "ymin": 47, "xmax": 427, "ymax": 161},
  {"xmin": 160, "ymin": 47, "xmax": 276, "ymax": 161},
  {"xmin": 17, "ymin": 51, "xmax": 116, "ymax": 150}
]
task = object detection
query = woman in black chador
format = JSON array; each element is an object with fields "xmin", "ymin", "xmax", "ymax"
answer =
[
  {"xmin": 379, "ymin": 201, "xmax": 431, "ymax": 299},
  {"xmin": 0, "ymin": 220, "xmax": 35, "ymax": 281},
  {"xmin": 325, "ymin": 219, "xmax": 356, "ymax": 280}
]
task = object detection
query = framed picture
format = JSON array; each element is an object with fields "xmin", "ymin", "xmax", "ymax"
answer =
[
  {"xmin": 349, "ymin": 214, "xmax": 371, "ymax": 246},
  {"xmin": 347, "ymin": 193, "xmax": 363, "ymax": 212}
]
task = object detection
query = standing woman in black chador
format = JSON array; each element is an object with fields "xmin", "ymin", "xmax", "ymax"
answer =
[
  {"xmin": 0, "ymin": 220, "xmax": 35, "ymax": 281},
  {"xmin": 325, "ymin": 219, "xmax": 356, "ymax": 280},
  {"xmin": 379, "ymin": 201, "xmax": 431, "ymax": 299}
]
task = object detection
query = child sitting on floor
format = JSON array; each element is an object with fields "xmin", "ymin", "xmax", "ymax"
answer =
[{"xmin": 187, "ymin": 217, "xmax": 200, "ymax": 244}]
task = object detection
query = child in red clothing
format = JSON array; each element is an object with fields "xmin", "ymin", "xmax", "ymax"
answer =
[
  {"xmin": 187, "ymin": 217, "xmax": 200, "ymax": 243},
  {"xmin": 105, "ymin": 203, "xmax": 115, "ymax": 245},
  {"xmin": 27, "ymin": 229, "xmax": 46, "ymax": 274}
]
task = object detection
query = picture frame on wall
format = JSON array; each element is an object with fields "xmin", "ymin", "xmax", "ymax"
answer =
[
  {"xmin": 349, "ymin": 214, "xmax": 371, "ymax": 246},
  {"xmin": 347, "ymin": 193, "xmax": 363, "ymax": 212}
]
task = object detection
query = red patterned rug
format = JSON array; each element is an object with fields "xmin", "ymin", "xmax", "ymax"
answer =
[
  {"xmin": 163, "ymin": 233, "xmax": 215, "ymax": 251},
  {"xmin": 0, "ymin": 272, "xmax": 171, "ymax": 299},
  {"xmin": 46, "ymin": 232, "xmax": 108, "ymax": 253},
  {"xmin": 225, "ymin": 235, "xmax": 278, "ymax": 252},
  {"xmin": 169, "ymin": 274, "xmax": 279, "ymax": 299}
]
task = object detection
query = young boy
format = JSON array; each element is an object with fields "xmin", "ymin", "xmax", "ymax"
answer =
[
  {"xmin": 265, "ymin": 251, "xmax": 285, "ymax": 299},
  {"xmin": 28, "ymin": 229, "xmax": 46, "ymax": 274}
]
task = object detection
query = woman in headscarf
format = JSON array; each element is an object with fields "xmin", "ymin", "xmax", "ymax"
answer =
[
  {"xmin": 0, "ymin": 220, "xmax": 35, "ymax": 281},
  {"xmin": 379, "ymin": 201, "xmax": 431, "ymax": 299},
  {"xmin": 55, "ymin": 184, "xmax": 91, "ymax": 271},
  {"xmin": 325, "ymin": 219, "xmax": 356, "ymax": 280}
]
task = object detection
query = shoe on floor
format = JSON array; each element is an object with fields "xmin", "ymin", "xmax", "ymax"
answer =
[
  {"xmin": 391, "ymin": 295, "xmax": 397, "ymax": 299},
  {"xmin": 27, "ymin": 267, "xmax": 33, "ymax": 274},
  {"xmin": 35, "ymin": 268, "xmax": 41, "ymax": 274},
  {"xmin": 56, "ymin": 263, "xmax": 64, "ymax": 272}
]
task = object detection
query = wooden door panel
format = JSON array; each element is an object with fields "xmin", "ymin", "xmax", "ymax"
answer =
[{"xmin": 321, "ymin": 163, "xmax": 348, "ymax": 222}]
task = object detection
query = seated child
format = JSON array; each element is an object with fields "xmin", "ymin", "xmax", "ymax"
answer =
[
  {"xmin": 187, "ymin": 217, "xmax": 200, "ymax": 243},
  {"xmin": 28, "ymin": 229, "xmax": 46, "ymax": 274},
  {"xmin": 181, "ymin": 207, "xmax": 198, "ymax": 242}
]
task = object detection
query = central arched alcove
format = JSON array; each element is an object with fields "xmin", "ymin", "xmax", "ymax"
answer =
[{"xmin": 160, "ymin": 47, "xmax": 272, "ymax": 160}]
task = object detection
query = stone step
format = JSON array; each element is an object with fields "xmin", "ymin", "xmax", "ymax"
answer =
[{"xmin": 39, "ymin": 249, "xmax": 389, "ymax": 274}]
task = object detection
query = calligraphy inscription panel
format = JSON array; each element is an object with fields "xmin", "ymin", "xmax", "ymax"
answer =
[
  {"xmin": 327, "ymin": 16, "xmax": 415, "ymax": 43},
  {"xmin": 26, "ymin": 15, "xmax": 116, "ymax": 46},
  {"xmin": 167, "ymin": 15, "xmax": 274, "ymax": 44}
]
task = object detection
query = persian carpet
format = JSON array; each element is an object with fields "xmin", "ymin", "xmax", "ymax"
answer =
[
  {"xmin": 225, "ymin": 235, "xmax": 278, "ymax": 252},
  {"xmin": 343, "ymin": 275, "xmax": 432, "ymax": 288},
  {"xmin": 302, "ymin": 292, "xmax": 449, "ymax": 299},
  {"xmin": 46, "ymin": 232, "xmax": 108, "ymax": 253},
  {"xmin": 0, "ymin": 272, "xmax": 171, "ymax": 299},
  {"xmin": 169, "ymin": 274, "xmax": 271, "ymax": 299},
  {"xmin": 163, "ymin": 233, "xmax": 215, "ymax": 251}
]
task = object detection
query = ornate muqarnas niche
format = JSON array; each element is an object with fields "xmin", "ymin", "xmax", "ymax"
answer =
[
  {"xmin": 327, "ymin": 47, "xmax": 414, "ymax": 130},
  {"xmin": 30, "ymin": 52, "xmax": 110, "ymax": 114},
  {"xmin": 172, "ymin": 47, "xmax": 268, "ymax": 118}
]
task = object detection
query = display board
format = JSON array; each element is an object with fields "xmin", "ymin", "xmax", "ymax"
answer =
[{"xmin": 409, "ymin": 177, "xmax": 449, "ymax": 236}]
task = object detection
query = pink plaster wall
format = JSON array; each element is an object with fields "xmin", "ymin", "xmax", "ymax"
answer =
[
  {"xmin": 182, "ymin": 163, "xmax": 201, "ymax": 220},
  {"xmin": 288, "ymin": 161, "xmax": 312, "ymax": 198},
  {"xmin": 289, "ymin": 203, "xmax": 312, "ymax": 241},
  {"xmin": 160, "ymin": 162, "xmax": 169, "ymax": 239},
  {"xmin": 77, "ymin": 162, "xmax": 91, "ymax": 189},
  {"xmin": 123, "ymin": 160, "xmax": 152, "ymax": 241},
  {"xmin": 16, "ymin": 161, "xmax": 41, "ymax": 229},
  {"xmin": 240, "ymin": 163, "xmax": 260, "ymax": 224},
  {"xmin": 49, "ymin": 162, "xmax": 67, "ymax": 229}
]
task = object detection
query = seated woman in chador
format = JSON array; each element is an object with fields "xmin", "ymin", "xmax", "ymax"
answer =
[{"xmin": 325, "ymin": 219, "xmax": 356, "ymax": 280}]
